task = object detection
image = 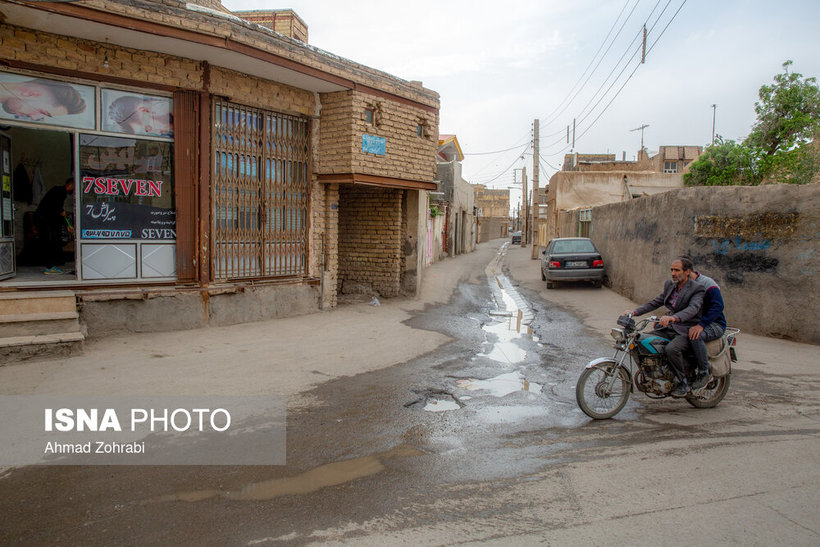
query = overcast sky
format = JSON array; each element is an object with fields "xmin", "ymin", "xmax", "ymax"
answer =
[{"xmin": 224, "ymin": 0, "xmax": 820, "ymax": 191}]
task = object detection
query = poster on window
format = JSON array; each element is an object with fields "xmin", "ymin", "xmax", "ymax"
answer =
[
  {"xmin": 0, "ymin": 71, "xmax": 95, "ymax": 129},
  {"xmin": 79, "ymin": 135, "xmax": 175, "ymax": 240},
  {"xmin": 101, "ymin": 89, "xmax": 174, "ymax": 138}
]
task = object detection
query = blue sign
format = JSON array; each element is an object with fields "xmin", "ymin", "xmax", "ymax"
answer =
[{"xmin": 362, "ymin": 134, "xmax": 386, "ymax": 156}]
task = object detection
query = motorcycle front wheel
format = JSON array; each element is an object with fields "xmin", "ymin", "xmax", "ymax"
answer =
[
  {"xmin": 576, "ymin": 364, "xmax": 631, "ymax": 419},
  {"xmin": 685, "ymin": 374, "xmax": 730, "ymax": 408}
]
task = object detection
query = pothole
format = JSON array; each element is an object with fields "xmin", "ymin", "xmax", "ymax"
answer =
[{"xmin": 404, "ymin": 389, "xmax": 463, "ymax": 412}]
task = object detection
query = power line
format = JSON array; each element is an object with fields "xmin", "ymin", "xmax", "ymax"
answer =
[
  {"xmin": 541, "ymin": 0, "xmax": 643, "ymax": 127},
  {"xmin": 540, "ymin": 0, "xmax": 635, "ymax": 126},
  {"xmin": 539, "ymin": 0, "xmax": 687, "ymax": 157}
]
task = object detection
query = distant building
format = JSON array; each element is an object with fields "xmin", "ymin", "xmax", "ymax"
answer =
[
  {"xmin": 230, "ymin": 9, "xmax": 309, "ymax": 43},
  {"xmin": 433, "ymin": 135, "xmax": 476, "ymax": 258},
  {"xmin": 546, "ymin": 146, "xmax": 703, "ymax": 240},
  {"xmin": 473, "ymin": 185, "xmax": 510, "ymax": 242}
]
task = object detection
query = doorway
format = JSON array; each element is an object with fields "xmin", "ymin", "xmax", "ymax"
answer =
[{"xmin": 2, "ymin": 126, "xmax": 75, "ymax": 284}]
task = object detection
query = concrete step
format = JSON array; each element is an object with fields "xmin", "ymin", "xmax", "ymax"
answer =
[
  {"xmin": 0, "ymin": 332, "xmax": 85, "ymax": 364},
  {"xmin": 0, "ymin": 290, "xmax": 77, "ymax": 315},
  {"xmin": 0, "ymin": 291, "xmax": 85, "ymax": 363},
  {"xmin": 0, "ymin": 311, "xmax": 81, "ymax": 337}
]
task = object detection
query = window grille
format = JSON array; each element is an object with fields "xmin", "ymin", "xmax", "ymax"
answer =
[
  {"xmin": 578, "ymin": 208, "xmax": 592, "ymax": 237},
  {"xmin": 663, "ymin": 161, "xmax": 678, "ymax": 173},
  {"xmin": 213, "ymin": 101, "xmax": 310, "ymax": 280}
]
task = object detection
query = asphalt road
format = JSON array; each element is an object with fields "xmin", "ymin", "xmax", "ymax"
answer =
[{"xmin": 0, "ymin": 240, "xmax": 818, "ymax": 545}]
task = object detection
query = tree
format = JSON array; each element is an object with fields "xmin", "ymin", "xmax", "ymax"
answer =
[
  {"xmin": 684, "ymin": 137, "xmax": 759, "ymax": 187},
  {"xmin": 686, "ymin": 61, "xmax": 820, "ymax": 186}
]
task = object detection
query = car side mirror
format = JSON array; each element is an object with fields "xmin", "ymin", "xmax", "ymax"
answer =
[{"xmin": 541, "ymin": 250, "xmax": 546, "ymax": 255}]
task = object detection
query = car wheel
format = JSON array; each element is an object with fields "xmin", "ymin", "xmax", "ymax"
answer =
[
  {"xmin": 593, "ymin": 279, "xmax": 603, "ymax": 288},
  {"xmin": 546, "ymin": 280, "xmax": 554, "ymax": 289}
]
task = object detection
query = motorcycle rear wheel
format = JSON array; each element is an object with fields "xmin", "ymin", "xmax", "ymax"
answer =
[
  {"xmin": 576, "ymin": 364, "xmax": 631, "ymax": 419},
  {"xmin": 685, "ymin": 374, "xmax": 730, "ymax": 408}
]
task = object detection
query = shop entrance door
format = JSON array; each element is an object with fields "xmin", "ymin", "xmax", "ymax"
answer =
[{"xmin": 0, "ymin": 133, "xmax": 14, "ymax": 281}]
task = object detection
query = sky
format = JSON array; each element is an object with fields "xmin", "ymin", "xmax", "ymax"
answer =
[{"xmin": 222, "ymin": 0, "xmax": 820, "ymax": 192}]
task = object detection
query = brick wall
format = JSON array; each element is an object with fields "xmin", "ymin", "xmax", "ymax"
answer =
[
  {"xmin": 317, "ymin": 90, "xmax": 438, "ymax": 183},
  {"xmin": 210, "ymin": 67, "xmax": 314, "ymax": 115},
  {"xmin": 337, "ymin": 185, "xmax": 402, "ymax": 298},
  {"xmin": 0, "ymin": 24, "xmax": 202, "ymax": 89}
]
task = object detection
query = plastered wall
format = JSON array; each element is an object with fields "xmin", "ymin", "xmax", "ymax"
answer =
[{"xmin": 587, "ymin": 183, "xmax": 820, "ymax": 343}]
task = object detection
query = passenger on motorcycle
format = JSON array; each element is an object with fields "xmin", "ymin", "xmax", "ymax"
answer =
[
  {"xmin": 624, "ymin": 256, "xmax": 705, "ymax": 397},
  {"xmin": 688, "ymin": 264, "xmax": 727, "ymax": 390}
]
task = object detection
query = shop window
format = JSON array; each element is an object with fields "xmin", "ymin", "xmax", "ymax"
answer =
[
  {"xmin": 79, "ymin": 135, "xmax": 175, "ymax": 241},
  {"xmin": 213, "ymin": 101, "xmax": 309, "ymax": 280}
]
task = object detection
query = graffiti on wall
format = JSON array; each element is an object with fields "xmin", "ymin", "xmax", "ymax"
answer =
[{"xmin": 691, "ymin": 212, "xmax": 801, "ymax": 286}]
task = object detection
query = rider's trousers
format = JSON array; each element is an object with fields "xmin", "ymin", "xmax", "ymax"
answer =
[{"xmin": 654, "ymin": 327, "xmax": 691, "ymax": 385}]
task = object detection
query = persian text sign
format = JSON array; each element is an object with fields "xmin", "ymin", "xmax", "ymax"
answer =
[
  {"xmin": 362, "ymin": 134, "xmax": 386, "ymax": 156},
  {"xmin": 0, "ymin": 395, "xmax": 286, "ymax": 465}
]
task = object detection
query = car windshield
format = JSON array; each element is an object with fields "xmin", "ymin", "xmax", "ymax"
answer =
[{"xmin": 552, "ymin": 240, "xmax": 596, "ymax": 253}]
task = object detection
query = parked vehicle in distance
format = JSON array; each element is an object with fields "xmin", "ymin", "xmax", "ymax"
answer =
[
  {"xmin": 510, "ymin": 231, "xmax": 522, "ymax": 244},
  {"xmin": 540, "ymin": 237, "xmax": 604, "ymax": 289}
]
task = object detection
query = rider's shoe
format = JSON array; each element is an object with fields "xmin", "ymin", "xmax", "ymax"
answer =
[
  {"xmin": 691, "ymin": 373, "xmax": 711, "ymax": 390},
  {"xmin": 671, "ymin": 382, "xmax": 690, "ymax": 397}
]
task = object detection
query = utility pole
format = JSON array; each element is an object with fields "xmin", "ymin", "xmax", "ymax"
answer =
[
  {"xmin": 521, "ymin": 165, "xmax": 528, "ymax": 247},
  {"xmin": 531, "ymin": 119, "xmax": 540, "ymax": 259},
  {"xmin": 631, "ymin": 124, "xmax": 649, "ymax": 156},
  {"xmin": 711, "ymin": 104, "xmax": 717, "ymax": 145}
]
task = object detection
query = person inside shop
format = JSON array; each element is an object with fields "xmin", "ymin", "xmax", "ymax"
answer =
[
  {"xmin": 107, "ymin": 95, "xmax": 173, "ymax": 136},
  {"xmin": 0, "ymin": 78, "xmax": 86, "ymax": 121},
  {"xmin": 33, "ymin": 177, "xmax": 75, "ymax": 275}
]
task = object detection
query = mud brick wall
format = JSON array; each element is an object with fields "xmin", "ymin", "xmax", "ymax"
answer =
[
  {"xmin": 317, "ymin": 90, "xmax": 438, "ymax": 182},
  {"xmin": 337, "ymin": 185, "xmax": 402, "ymax": 298},
  {"xmin": 587, "ymin": 183, "xmax": 820, "ymax": 343},
  {"xmin": 210, "ymin": 67, "xmax": 314, "ymax": 115},
  {"xmin": 0, "ymin": 23, "xmax": 202, "ymax": 89}
]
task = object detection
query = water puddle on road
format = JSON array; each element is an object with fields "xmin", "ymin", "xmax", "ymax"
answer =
[
  {"xmin": 456, "ymin": 371, "xmax": 543, "ymax": 397},
  {"xmin": 477, "ymin": 275, "xmax": 534, "ymax": 366},
  {"xmin": 152, "ymin": 444, "xmax": 424, "ymax": 503}
]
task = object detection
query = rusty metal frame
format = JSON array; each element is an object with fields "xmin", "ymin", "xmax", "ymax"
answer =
[{"xmin": 212, "ymin": 99, "xmax": 310, "ymax": 281}]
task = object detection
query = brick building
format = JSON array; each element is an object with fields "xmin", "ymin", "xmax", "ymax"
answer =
[
  {"xmin": 0, "ymin": 0, "xmax": 439, "ymax": 350},
  {"xmin": 473, "ymin": 185, "xmax": 509, "ymax": 243}
]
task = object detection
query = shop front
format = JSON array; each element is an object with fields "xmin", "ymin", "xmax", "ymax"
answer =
[{"xmin": 0, "ymin": 70, "xmax": 176, "ymax": 287}]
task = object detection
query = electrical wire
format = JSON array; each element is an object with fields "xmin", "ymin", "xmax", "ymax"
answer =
[{"xmin": 539, "ymin": 0, "xmax": 686, "ymax": 158}]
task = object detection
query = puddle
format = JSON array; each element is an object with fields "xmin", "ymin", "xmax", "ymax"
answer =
[
  {"xmin": 456, "ymin": 371, "xmax": 542, "ymax": 397},
  {"xmin": 477, "ymin": 274, "xmax": 535, "ymax": 365},
  {"xmin": 405, "ymin": 390, "xmax": 463, "ymax": 412},
  {"xmin": 152, "ymin": 444, "xmax": 424, "ymax": 503},
  {"xmin": 423, "ymin": 398, "xmax": 461, "ymax": 412}
]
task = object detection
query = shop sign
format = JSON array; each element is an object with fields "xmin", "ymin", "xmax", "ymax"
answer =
[
  {"xmin": 79, "ymin": 135, "xmax": 175, "ymax": 240},
  {"xmin": 362, "ymin": 134, "xmax": 386, "ymax": 156}
]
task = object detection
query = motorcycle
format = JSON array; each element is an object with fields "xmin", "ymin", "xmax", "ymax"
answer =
[{"xmin": 576, "ymin": 314, "xmax": 739, "ymax": 419}]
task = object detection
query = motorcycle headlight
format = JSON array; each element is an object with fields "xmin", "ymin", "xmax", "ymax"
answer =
[{"xmin": 610, "ymin": 328, "xmax": 626, "ymax": 343}]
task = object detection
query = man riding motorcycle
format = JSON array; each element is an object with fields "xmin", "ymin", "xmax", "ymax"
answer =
[{"xmin": 624, "ymin": 256, "xmax": 705, "ymax": 397}]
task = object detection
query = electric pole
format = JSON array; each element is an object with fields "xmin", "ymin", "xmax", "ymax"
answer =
[
  {"xmin": 711, "ymin": 104, "xmax": 717, "ymax": 145},
  {"xmin": 521, "ymin": 165, "xmax": 528, "ymax": 247},
  {"xmin": 531, "ymin": 119, "xmax": 540, "ymax": 259}
]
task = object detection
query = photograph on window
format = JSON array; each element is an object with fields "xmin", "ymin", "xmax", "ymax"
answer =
[
  {"xmin": 101, "ymin": 89, "xmax": 174, "ymax": 138},
  {"xmin": 79, "ymin": 134, "xmax": 175, "ymax": 240},
  {"xmin": 0, "ymin": 71, "xmax": 95, "ymax": 129}
]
